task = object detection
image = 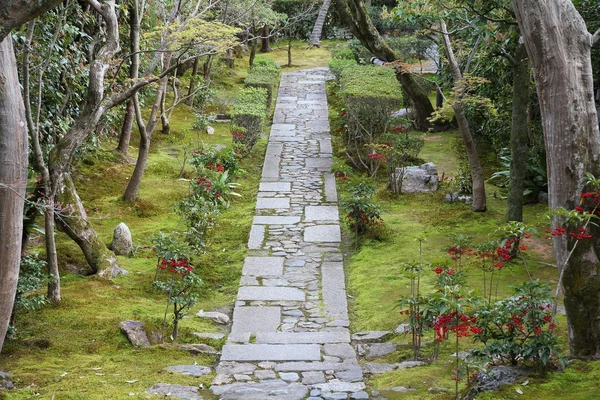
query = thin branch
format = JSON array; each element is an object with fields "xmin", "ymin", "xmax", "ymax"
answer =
[
  {"xmin": 464, "ymin": 35, "xmax": 482, "ymax": 74},
  {"xmin": 593, "ymin": 28, "xmax": 600, "ymax": 46}
]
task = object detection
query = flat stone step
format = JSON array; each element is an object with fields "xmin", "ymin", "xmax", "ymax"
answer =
[
  {"xmin": 221, "ymin": 344, "xmax": 321, "ymax": 361},
  {"xmin": 230, "ymin": 306, "xmax": 281, "ymax": 335},
  {"xmin": 212, "ymin": 381, "xmax": 308, "ymax": 400},
  {"xmin": 304, "ymin": 225, "xmax": 341, "ymax": 242},
  {"xmin": 255, "ymin": 331, "xmax": 350, "ymax": 344},
  {"xmin": 237, "ymin": 286, "xmax": 305, "ymax": 301},
  {"xmin": 242, "ymin": 257, "xmax": 284, "ymax": 276},
  {"xmin": 253, "ymin": 216, "xmax": 301, "ymax": 225}
]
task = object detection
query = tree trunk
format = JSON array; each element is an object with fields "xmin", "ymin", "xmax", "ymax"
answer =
[
  {"xmin": 440, "ymin": 19, "xmax": 486, "ymax": 212},
  {"xmin": 506, "ymin": 42, "xmax": 530, "ymax": 222},
  {"xmin": 332, "ymin": 0, "xmax": 435, "ymax": 131},
  {"xmin": 287, "ymin": 36, "xmax": 292, "ymax": 67},
  {"xmin": 249, "ymin": 35, "xmax": 257, "ymax": 67},
  {"xmin": 185, "ymin": 58, "xmax": 200, "ymax": 106},
  {"xmin": 117, "ymin": 0, "xmax": 141, "ymax": 155},
  {"xmin": 260, "ymin": 24, "xmax": 270, "ymax": 53},
  {"xmin": 513, "ymin": 0, "xmax": 600, "ymax": 358},
  {"xmin": 123, "ymin": 56, "xmax": 171, "ymax": 202},
  {"xmin": 160, "ymin": 90, "xmax": 170, "ymax": 134},
  {"xmin": 310, "ymin": 0, "xmax": 331, "ymax": 47},
  {"xmin": 0, "ymin": 36, "xmax": 29, "ymax": 353}
]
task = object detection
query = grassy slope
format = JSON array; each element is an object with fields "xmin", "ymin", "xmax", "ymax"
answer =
[{"xmin": 0, "ymin": 41, "xmax": 331, "ymax": 400}]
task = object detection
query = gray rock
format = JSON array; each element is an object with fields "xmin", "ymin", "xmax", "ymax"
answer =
[
  {"xmin": 211, "ymin": 381, "xmax": 308, "ymax": 400},
  {"xmin": 383, "ymin": 386, "xmax": 415, "ymax": 392},
  {"xmin": 111, "ymin": 222, "xmax": 133, "ymax": 255},
  {"xmin": 0, "ymin": 371, "xmax": 13, "ymax": 390},
  {"xmin": 191, "ymin": 332, "xmax": 226, "ymax": 340},
  {"xmin": 394, "ymin": 324, "xmax": 411, "ymax": 334},
  {"xmin": 361, "ymin": 361, "xmax": 425, "ymax": 375},
  {"xmin": 468, "ymin": 365, "xmax": 526, "ymax": 393},
  {"xmin": 216, "ymin": 362, "xmax": 256, "ymax": 376},
  {"xmin": 304, "ymin": 225, "xmax": 341, "ymax": 242},
  {"xmin": 280, "ymin": 372, "xmax": 300, "ymax": 382},
  {"xmin": 314, "ymin": 380, "xmax": 366, "ymax": 392},
  {"xmin": 233, "ymin": 374, "xmax": 252, "ymax": 382},
  {"xmin": 445, "ymin": 192, "xmax": 459, "ymax": 202},
  {"xmin": 119, "ymin": 320, "xmax": 150, "ymax": 347},
  {"xmin": 146, "ymin": 383, "xmax": 203, "ymax": 399},
  {"xmin": 302, "ymin": 371, "xmax": 326, "ymax": 385},
  {"xmin": 310, "ymin": 389, "xmax": 322, "ymax": 396},
  {"xmin": 178, "ymin": 343, "xmax": 219, "ymax": 355},
  {"xmin": 255, "ymin": 370, "xmax": 276, "ymax": 380},
  {"xmin": 196, "ymin": 310, "xmax": 230, "ymax": 325},
  {"xmin": 212, "ymin": 374, "xmax": 232, "ymax": 385},
  {"xmin": 351, "ymin": 331, "xmax": 392, "ymax": 343},
  {"xmin": 322, "ymin": 392, "xmax": 348, "ymax": 400},
  {"xmin": 351, "ymin": 391, "xmax": 369, "ymax": 399},
  {"xmin": 335, "ymin": 368, "xmax": 363, "ymax": 383},
  {"xmin": 428, "ymin": 387, "xmax": 450, "ymax": 393},
  {"xmin": 164, "ymin": 365, "xmax": 212, "ymax": 377},
  {"xmin": 365, "ymin": 343, "xmax": 398, "ymax": 359},
  {"xmin": 324, "ymin": 344, "xmax": 356, "ymax": 359},
  {"xmin": 221, "ymin": 344, "xmax": 320, "ymax": 361},
  {"xmin": 391, "ymin": 162, "xmax": 438, "ymax": 194}
]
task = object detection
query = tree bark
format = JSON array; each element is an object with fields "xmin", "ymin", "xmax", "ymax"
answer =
[
  {"xmin": 186, "ymin": 58, "xmax": 200, "ymax": 106},
  {"xmin": 117, "ymin": 0, "xmax": 141, "ymax": 155},
  {"xmin": 0, "ymin": 0, "xmax": 64, "ymax": 38},
  {"xmin": 0, "ymin": 36, "xmax": 28, "ymax": 353},
  {"xmin": 440, "ymin": 19, "xmax": 486, "ymax": 212},
  {"xmin": 249, "ymin": 34, "xmax": 257, "ymax": 67},
  {"xmin": 332, "ymin": 0, "xmax": 435, "ymax": 130},
  {"xmin": 310, "ymin": 0, "xmax": 331, "ymax": 47},
  {"xmin": 506, "ymin": 41, "xmax": 530, "ymax": 222},
  {"xmin": 513, "ymin": 0, "xmax": 600, "ymax": 358},
  {"xmin": 260, "ymin": 24, "xmax": 271, "ymax": 53}
]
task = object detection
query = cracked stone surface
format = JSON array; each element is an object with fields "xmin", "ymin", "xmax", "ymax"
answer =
[{"xmin": 211, "ymin": 68, "xmax": 367, "ymax": 399}]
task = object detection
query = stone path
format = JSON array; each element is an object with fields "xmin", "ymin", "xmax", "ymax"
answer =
[{"xmin": 211, "ymin": 68, "xmax": 368, "ymax": 400}]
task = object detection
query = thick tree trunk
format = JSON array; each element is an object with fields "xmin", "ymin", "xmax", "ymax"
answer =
[
  {"xmin": 440, "ymin": 19, "xmax": 486, "ymax": 212},
  {"xmin": 513, "ymin": 0, "xmax": 600, "ymax": 358},
  {"xmin": 260, "ymin": 24, "xmax": 271, "ymax": 53},
  {"xmin": 506, "ymin": 42, "xmax": 530, "ymax": 222},
  {"xmin": 249, "ymin": 36, "xmax": 257, "ymax": 67},
  {"xmin": 332, "ymin": 0, "xmax": 435, "ymax": 131},
  {"xmin": 117, "ymin": 0, "xmax": 141, "ymax": 155},
  {"xmin": 310, "ymin": 0, "xmax": 331, "ymax": 47},
  {"xmin": 0, "ymin": 36, "xmax": 28, "ymax": 353}
]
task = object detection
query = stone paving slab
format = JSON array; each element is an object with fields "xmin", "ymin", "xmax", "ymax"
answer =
[
  {"xmin": 262, "ymin": 142, "xmax": 283, "ymax": 179},
  {"xmin": 247, "ymin": 225, "xmax": 265, "ymax": 249},
  {"xmin": 304, "ymin": 225, "xmax": 342, "ymax": 242},
  {"xmin": 255, "ymin": 331, "xmax": 351, "ymax": 344},
  {"xmin": 242, "ymin": 257, "xmax": 284, "ymax": 276},
  {"xmin": 237, "ymin": 286, "xmax": 305, "ymax": 301},
  {"xmin": 230, "ymin": 306, "xmax": 281, "ymax": 336},
  {"xmin": 253, "ymin": 216, "xmax": 301, "ymax": 225},
  {"xmin": 259, "ymin": 182, "xmax": 291, "ymax": 192},
  {"xmin": 322, "ymin": 262, "xmax": 349, "ymax": 320},
  {"xmin": 255, "ymin": 197, "xmax": 290, "ymax": 209},
  {"xmin": 305, "ymin": 206, "xmax": 340, "ymax": 221},
  {"xmin": 221, "ymin": 344, "xmax": 321, "ymax": 361}
]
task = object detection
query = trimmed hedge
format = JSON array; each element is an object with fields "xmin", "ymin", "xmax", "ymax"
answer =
[
  {"xmin": 329, "ymin": 58, "xmax": 357, "ymax": 81},
  {"xmin": 338, "ymin": 66, "xmax": 403, "ymax": 175},
  {"xmin": 231, "ymin": 87, "xmax": 268, "ymax": 151},
  {"xmin": 245, "ymin": 57, "xmax": 281, "ymax": 110}
]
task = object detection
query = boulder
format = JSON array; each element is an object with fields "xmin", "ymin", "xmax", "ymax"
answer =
[
  {"xmin": 391, "ymin": 162, "xmax": 438, "ymax": 194},
  {"xmin": 111, "ymin": 222, "xmax": 133, "ymax": 256},
  {"xmin": 119, "ymin": 320, "xmax": 150, "ymax": 347},
  {"xmin": 467, "ymin": 365, "xmax": 526, "ymax": 395},
  {"xmin": 197, "ymin": 310, "xmax": 230, "ymax": 325},
  {"xmin": 0, "ymin": 371, "xmax": 13, "ymax": 390}
]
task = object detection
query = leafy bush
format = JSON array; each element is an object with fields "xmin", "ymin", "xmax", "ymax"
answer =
[
  {"xmin": 328, "ymin": 58, "xmax": 356, "ymax": 81},
  {"xmin": 472, "ymin": 280, "xmax": 562, "ymax": 372},
  {"xmin": 341, "ymin": 180, "xmax": 383, "ymax": 235},
  {"xmin": 386, "ymin": 35, "xmax": 431, "ymax": 64},
  {"xmin": 15, "ymin": 254, "xmax": 48, "ymax": 313},
  {"xmin": 245, "ymin": 57, "xmax": 280, "ymax": 110},
  {"xmin": 339, "ymin": 66, "xmax": 403, "ymax": 175},
  {"xmin": 231, "ymin": 87, "xmax": 268, "ymax": 152},
  {"xmin": 489, "ymin": 146, "xmax": 548, "ymax": 201},
  {"xmin": 347, "ymin": 39, "xmax": 373, "ymax": 64},
  {"xmin": 329, "ymin": 42, "xmax": 356, "ymax": 60}
]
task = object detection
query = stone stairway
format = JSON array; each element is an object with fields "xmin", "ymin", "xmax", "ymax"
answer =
[{"xmin": 210, "ymin": 68, "xmax": 368, "ymax": 400}]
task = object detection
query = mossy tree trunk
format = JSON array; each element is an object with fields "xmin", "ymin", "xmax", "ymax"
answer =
[
  {"xmin": 260, "ymin": 24, "xmax": 271, "ymax": 53},
  {"xmin": 506, "ymin": 42, "xmax": 530, "ymax": 222},
  {"xmin": 513, "ymin": 0, "xmax": 600, "ymax": 358},
  {"xmin": 331, "ymin": 0, "xmax": 435, "ymax": 131}
]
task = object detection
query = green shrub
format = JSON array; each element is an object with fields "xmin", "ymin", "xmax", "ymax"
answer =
[
  {"xmin": 329, "ymin": 42, "xmax": 355, "ymax": 60},
  {"xmin": 339, "ymin": 65, "xmax": 403, "ymax": 175},
  {"xmin": 245, "ymin": 58, "xmax": 280, "ymax": 110},
  {"xmin": 328, "ymin": 58, "xmax": 357, "ymax": 81},
  {"xmin": 231, "ymin": 87, "xmax": 268, "ymax": 152}
]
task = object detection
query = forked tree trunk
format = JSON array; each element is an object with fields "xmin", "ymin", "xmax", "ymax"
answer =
[
  {"xmin": 310, "ymin": 0, "xmax": 331, "ymax": 47},
  {"xmin": 440, "ymin": 19, "xmax": 486, "ymax": 212},
  {"xmin": 0, "ymin": 35, "xmax": 28, "ymax": 354},
  {"xmin": 513, "ymin": 0, "xmax": 600, "ymax": 358},
  {"xmin": 332, "ymin": 0, "xmax": 435, "ymax": 131},
  {"xmin": 506, "ymin": 41, "xmax": 530, "ymax": 222}
]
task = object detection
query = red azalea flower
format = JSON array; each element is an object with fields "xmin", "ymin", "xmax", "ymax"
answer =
[{"xmin": 434, "ymin": 267, "xmax": 443, "ymax": 275}]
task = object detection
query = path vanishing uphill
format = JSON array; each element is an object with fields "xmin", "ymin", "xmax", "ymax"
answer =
[{"xmin": 210, "ymin": 68, "xmax": 368, "ymax": 400}]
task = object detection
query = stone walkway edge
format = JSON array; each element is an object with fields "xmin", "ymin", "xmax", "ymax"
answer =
[{"xmin": 210, "ymin": 68, "xmax": 368, "ymax": 400}]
